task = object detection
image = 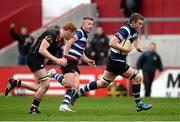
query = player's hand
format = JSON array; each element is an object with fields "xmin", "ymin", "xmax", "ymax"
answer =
[
  {"xmin": 10, "ymin": 23, "xmax": 15, "ymax": 28},
  {"xmin": 87, "ymin": 59, "xmax": 96, "ymax": 68},
  {"xmin": 55, "ymin": 58, "xmax": 67, "ymax": 67},
  {"xmin": 123, "ymin": 46, "xmax": 132, "ymax": 53},
  {"xmin": 78, "ymin": 59, "xmax": 82, "ymax": 64},
  {"xmin": 137, "ymin": 47, "xmax": 144, "ymax": 52},
  {"xmin": 61, "ymin": 58, "xmax": 68, "ymax": 67}
]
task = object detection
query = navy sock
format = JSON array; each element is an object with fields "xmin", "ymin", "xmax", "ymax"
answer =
[
  {"xmin": 132, "ymin": 84, "xmax": 141, "ymax": 105},
  {"xmin": 79, "ymin": 81, "xmax": 97, "ymax": 96},
  {"xmin": 53, "ymin": 73, "xmax": 64, "ymax": 85},
  {"xmin": 62, "ymin": 89, "xmax": 73, "ymax": 105}
]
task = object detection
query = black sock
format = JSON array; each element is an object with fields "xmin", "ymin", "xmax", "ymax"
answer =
[
  {"xmin": 30, "ymin": 97, "xmax": 41, "ymax": 111},
  {"xmin": 13, "ymin": 79, "xmax": 21, "ymax": 87},
  {"xmin": 17, "ymin": 80, "xmax": 21, "ymax": 87}
]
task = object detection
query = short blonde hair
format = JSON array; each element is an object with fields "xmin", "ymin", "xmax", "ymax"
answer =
[
  {"xmin": 83, "ymin": 17, "xmax": 94, "ymax": 21},
  {"xmin": 129, "ymin": 13, "xmax": 144, "ymax": 23}
]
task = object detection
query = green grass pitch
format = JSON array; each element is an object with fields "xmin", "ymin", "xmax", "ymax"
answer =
[{"xmin": 0, "ymin": 96, "xmax": 180, "ymax": 121}]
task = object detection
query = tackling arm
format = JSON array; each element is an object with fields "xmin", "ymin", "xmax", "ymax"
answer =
[
  {"xmin": 63, "ymin": 37, "xmax": 76, "ymax": 56},
  {"xmin": 38, "ymin": 39, "xmax": 58, "ymax": 63}
]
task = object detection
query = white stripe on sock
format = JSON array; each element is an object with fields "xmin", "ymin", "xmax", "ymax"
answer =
[
  {"xmin": 54, "ymin": 74, "xmax": 58, "ymax": 78},
  {"xmin": 87, "ymin": 84, "xmax": 90, "ymax": 91},
  {"xmin": 64, "ymin": 95, "xmax": 71, "ymax": 100},
  {"xmin": 82, "ymin": 87, "xmax": 86, "ymax": 92},
  {"xmin": 134, "ymin": 97, "xmax": 141, "ymax": 101},
  {"xmin": 7, "ymin": 84, "xmax": 12, "ymax": 90},
  {"xmin": 57, "ymin": 75, "xmax": 61, "ymax": 80},
  {"xmin": 133, "ymin": 92, "xmax": 140, "ymax": 95},
  {"xmin": 63, "ymin": 99, "xmax": 70, "ymax": 104}
]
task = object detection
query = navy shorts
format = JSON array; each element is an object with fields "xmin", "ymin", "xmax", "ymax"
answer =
[
  {"xmin": 61, "ymin": 60, "xmax": 80, "ymax": 75},
  {"xmin": 106, "ymin": 58, "xmax": 130, "ymax": 76}
]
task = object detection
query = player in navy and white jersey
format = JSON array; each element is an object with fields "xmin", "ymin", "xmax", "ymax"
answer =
[
  {"xmin": 48, "ymin": 17, "xmax": 95, "ymax": 112},
  {"xmin": 5, "ymin": 23, "xmax": 77, "ymax": 114},
  {"xmin": 71, "ymin": 13, "xmax": 152, "ymax": 112},
  {"xmin": 110, "ymin": 22, "xmax": 140, "ymax": 63}
]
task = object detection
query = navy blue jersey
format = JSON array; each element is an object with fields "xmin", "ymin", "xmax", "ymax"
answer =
[
  {"xmin": 67, "ymin": 27, "xmax": 88, "ymax": 60},
  {"xmin": 110, "ymin": 23, "xmax": 140, "ymax": 62}
]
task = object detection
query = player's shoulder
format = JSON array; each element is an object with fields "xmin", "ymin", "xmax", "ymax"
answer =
[
  {"xmin": 46, "ymin": 29, "xmax": 59, "ymax": 37},
  {"xmin": 42, "ymin": 29, "xmax": 59, "ymax": 43},
  {"xmin": 76, "ymin": 29, "xmax": 83, "ymax": 36},
  {"xmin": 118, "ymin": 23, "xmax": 131, "ymax": 35},
  {"xmin": 75, "ymin": 27, "xmax": 88, "ymax": 39},
  {"xmin": 77, "ymin": 28, "xmax": 87, "ymax": 36}
]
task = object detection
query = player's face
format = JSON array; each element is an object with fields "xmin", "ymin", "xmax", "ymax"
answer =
[
  {"xmin": 60, "ymin": 29, "xmax": 75, "ymax": 40},
  {"xmin": 66, "ymin": 30, "xmax": 75, "ymax": 40},
  {"xmin": 83, "ymin": 20, "xmax": 94, "ymax": 33},
  {"xmin": 133, "ymin": 19, "xmax": 144, "ymax": 31}
]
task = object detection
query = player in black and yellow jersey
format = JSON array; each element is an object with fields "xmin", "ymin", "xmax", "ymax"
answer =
[{"xmin": 5, "ymin": 23, "xmax": 77, "ymax": 114}]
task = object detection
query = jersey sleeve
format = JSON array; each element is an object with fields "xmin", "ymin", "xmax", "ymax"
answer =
[
  {"xmin": 136, "ymin": 32, "xmax": 140, "ymax": 38},
  {"xmin": 44, "ymin": 30, "xmax": 58, "ymax": 44},
  {"xmin": 115, "ymin": 28, "xmax": 129, "ymax": 42},
  {"xmin": 74, "ymin": 30, "xmax": 83, "ymax": 41}
]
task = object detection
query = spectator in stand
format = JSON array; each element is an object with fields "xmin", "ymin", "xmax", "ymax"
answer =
[
  {"xmin": 136, "ymin": 42, "xmax": 163, "ymax": 97},
  {"xmin": 88, "ymin": 26, "xmax": 109, "ymax": 65},
  {"xmin": 120, "ymin": 0, "xmax": 142, "ymax": 17},
  {"xmin": 10, "ymin": 23, "xmax": 34, "ymax": 65}
]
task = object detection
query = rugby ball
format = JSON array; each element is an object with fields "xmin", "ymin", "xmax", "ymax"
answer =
[{"xmin": 120, "ymin": 39, "xmax": 131, "ymax": 55}]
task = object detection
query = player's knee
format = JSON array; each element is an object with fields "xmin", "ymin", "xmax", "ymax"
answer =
[
  {"xmin": 71, "ymin": 80, "xmax": 79, "ymax": 89},
  {"xmin": 41, "ymin": 81, "xmax": 50, "ymax": 90},
  {"xmin": 132, "ymin": 74, "xmax": 142, "ymax": 84},
  {"xmin": 73, "ymin": 81, "xmax": 79, "ymax": 89},
  {"xmin": 129, "ymin": 70, "xmax": 142, "ymax": 84},
  {"xmin": 135, "ymin": 75, "xmax": 142, "ymax": 83},
  {"xmin": 101, "ymin": 82, "xmax": 109, "ymax": 88},
  {"xmin": 63, "ymin": 82, "xmax": 71, "ymax": 88},
  {"xmin": 72, "ymin": 84, "xmax": 79, "ymax": 89},
  {"xmin": 63, "ymin": 81, "xmax": 75, "ymax": 88},
  {"xmin": 38, "ymin": 75, "xmax": 50, "ymax": 89},
  {"xmin": 63, "ymin": 77, "xmax": 74, "ymax": 88}
]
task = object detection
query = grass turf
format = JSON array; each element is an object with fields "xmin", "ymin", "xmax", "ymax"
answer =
[{"xmin": 0, "ymin": 96, "xmax": 180, "ymax": 121}]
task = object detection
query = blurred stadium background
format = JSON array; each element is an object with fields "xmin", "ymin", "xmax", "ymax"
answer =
[{"xmin": 0, "ymin": 0, "xmax": 180, "ymax": 121}]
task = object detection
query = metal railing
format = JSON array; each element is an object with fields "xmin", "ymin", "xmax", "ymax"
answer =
[{"xmin": 96, "ymin": 17, "xmax": 180, "ymax": 38}]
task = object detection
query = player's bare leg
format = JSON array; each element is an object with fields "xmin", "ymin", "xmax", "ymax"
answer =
[
  {"xmin": 5, "ymin": 78, "xmax": 40, "ymax": 96},
  {"xmin": 71, "ymin": 70, "xmax": 116, "ymax": 105},
  {"xmin": 59, "ymin": 72, "xmax": 79, "ymax": 112},
  {"xmin": 48, "ymin": 68, "xmax": 80, "ymax": 111},
  {"xmin": 28, "ymin": 68, "xmax": 50, "ymax": 114}
]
